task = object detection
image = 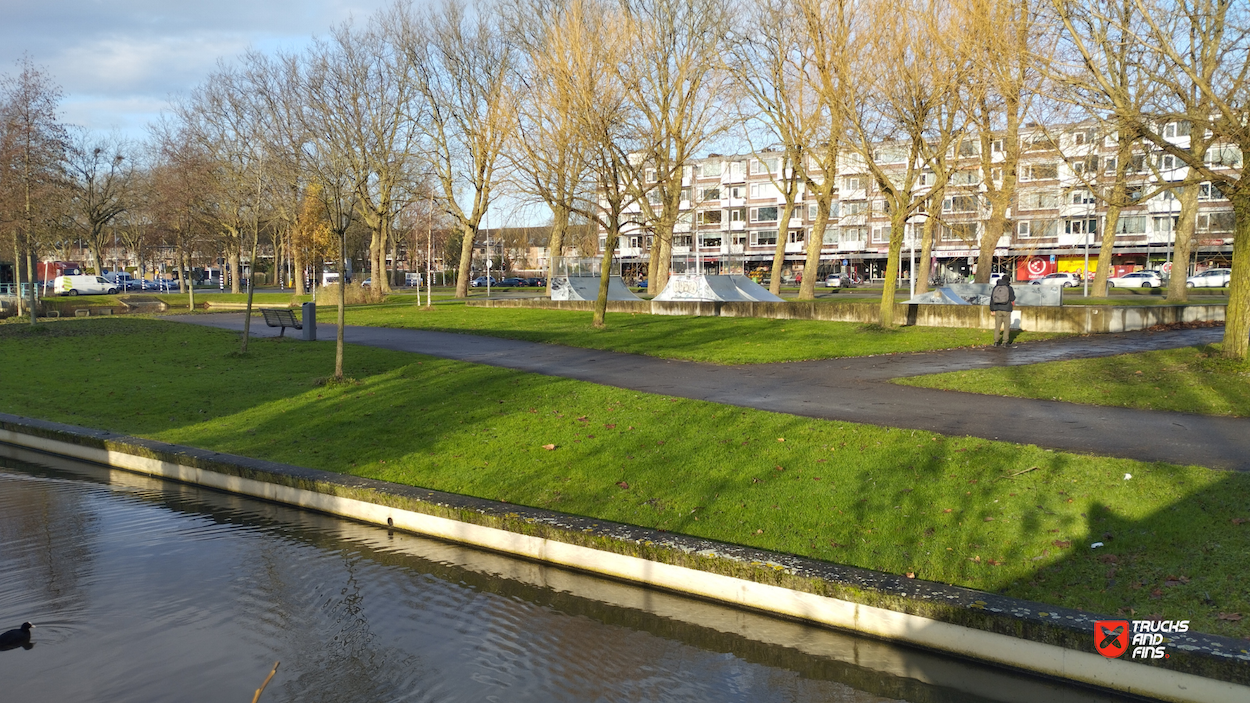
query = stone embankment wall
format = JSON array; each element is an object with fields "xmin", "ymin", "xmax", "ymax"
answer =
[{"xmin": 470, "ymin": 298, "xmax": 1226, "ymax": 334}]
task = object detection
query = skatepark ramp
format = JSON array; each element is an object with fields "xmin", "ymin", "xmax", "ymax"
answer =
[
  {"xmin": 550, "ymin": 275, "xmax": 642, "ymax": 301},
  {"xmin": 653, "ymin": 274, "xmax": 785, "ymax": 302}
]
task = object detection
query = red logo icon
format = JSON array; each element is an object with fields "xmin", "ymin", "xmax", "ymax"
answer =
[{"xmin": 1095, "ymin": 620, "xmax": 1129, "ymax": 658}]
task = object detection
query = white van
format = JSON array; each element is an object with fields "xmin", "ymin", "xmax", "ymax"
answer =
[{"xmin": 54, "ymin": 274, "xmax": 116, "ymax": 296}]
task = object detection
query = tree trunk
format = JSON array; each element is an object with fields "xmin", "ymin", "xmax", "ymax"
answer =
[
  {"xmin": 335, "ymin": 231, "xmax": 347, "ymax": 379},
  {"xmin": 26, "ymin": 244, "xmax": 37, "ymax": 324},
  {"xmin": 798, "ymin": 202, "xmax": 830, "ymax": 300},
  {"xmin": 1221, "ymin": 194, "xmax": 1250, "ymax": 359},
  {"xmin": 229, "ymin": 250, "xmax": 241, "ymax": 294},
  {"xmin": 13, "ymin": 231, "xmax": 22, "ymax": 318},
  {"xmin": 1167, "ymin": 184, "xmax": 1199, "ymax": 303},
  {"xmin": 878, "ymin": 214, "xmax": 907, "ymax": 327},
  {"xmin": 1092, "ymin": 202, "xmax": 1122, "ymax": 298},
  {"xmin": 768, "ymin": 204, "xmax": 795, "ymax": 296},
  {"xmin": 593, "ymin": 224, "xmax": 621, "ymax": 328},
  {"xmin": 546, "ymin": 205, "xmax": 569, "ymax": 297},
  {"xmin": 654, "ymin": 233, "xmax": 671, "ymax": 294},
  {"xmin": 294, "ymin": 242, "xmax": 306, "ymax": 296},
  {"xmin": 916, "ymin": 194, "xmax": 940, "ymax": 295},
  {"xmin": 976, "ymin": 199, "xmax": 1007, "ymax": 283},
  {"xmin": 454, "ymin": 222, "xmax": 475, "ymax": 298}
]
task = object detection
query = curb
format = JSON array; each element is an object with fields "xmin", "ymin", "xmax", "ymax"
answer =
[{"xmin": 1, "ymin": 412, "xmax": 1246, "ymax": 702}]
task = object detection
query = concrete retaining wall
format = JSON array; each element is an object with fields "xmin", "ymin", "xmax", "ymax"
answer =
[
  {"xmin": 1, "ymin": 412, "xmax": 1247, "ymax": 702},
  {"xmin": 471, "ymin": 298, "xmax": 1226, "ymax": 334}
]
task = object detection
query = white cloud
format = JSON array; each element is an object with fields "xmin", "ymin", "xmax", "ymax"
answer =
[{"xmin": 0, "ymin": 0, "xmax": 402, "ymax": 135}]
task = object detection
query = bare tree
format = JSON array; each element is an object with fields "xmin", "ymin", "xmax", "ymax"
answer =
[
  {"xmin": 616, "ymin": 0, "xmax": 733, "ymax": 296},
  {"xmin": 400, "ymin": 0, "xmax": 514, "ymax": 298},
  {"xmin": 840, "ymin": 0, "xmax": 968, "ymax": 326},
  {"xmin": 0, "ymin": 56, "xmax": 67, "ymax": 323},
  {"xmin": 960, "ymin": 0, "xmax": 1050, "ymax": 283},
  {"xmin": 65, "ymin": 129, "xmax": 131, "ymax": 276},
  {"xmin": 501, "ymin": 0, "xmax": 596, "ymax": 295}
]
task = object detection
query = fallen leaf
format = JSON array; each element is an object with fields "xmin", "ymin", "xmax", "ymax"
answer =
[
  {"xmin": 1150, "ymin": 588, "xmax": 1163, "ymax": 599},
  {"xmin": 830, "ymin": 541, "xmax": 844, "ymax": 548},
  {"xmin": 1217, "ymin": 612, "xmax": 1243, "ymax": 622},
  {"xmin": 969, "ymin": 555, "xmax": 981, "ymax": 563},
  {"xmin": 542, "ymin": 444, "xmax": 556, "ymax": 451},
  {"xmin": 528, "ymin": 408, "xmax": 538, "ymax": 413},
  {"xmin": 1052, "ymin": 540, "xmax": 1072, "ymax": 548},
  {"xmin": 616, "ymin": 481, "xmax": 629, "ymax": 489},
  {"xmin": 751, "ymin": 477, "xmax": 762, "ymax": 484},
  {"xmin": 656, "ymin": 440, "xmax": 665, "ymax": 445},
  {"xmin": 776, "ymin": 437, "xmax": 785, "ymax": 442},
  {"xmin": 987, "ymin": 559, "xmax": 1003, "ymax": 566},
  {"xmin": 576, "ymin": 416, "xmax": 587, "ymax": 421},
  {"xmin": 905, "ymin": 572, "xmax": 916, "ymax": 578},
  {"xmin": 1098, "ymin": 554, "xmax": 1119, "ymax": 564},
  {"xmin": 983, "ymin": 517, "xmax": 995, "ymax": 522},
  {"xmin": 774, "ymin": 465, "xmax": 784, "ymax": 471},
  {"xmin": 755, "ymin": 529, "xmax": 764, "ymax": 534},
  {"xmin": 605, "ymin": 424, "xmax": 616, "ymax": 429},
  {"xmin": 1233, "ymin": 518, "xmax": 1249, "ymax": 526},
  {"xmin": 943, "ymin": 508, "xmax": 953, "ymax": 513}
]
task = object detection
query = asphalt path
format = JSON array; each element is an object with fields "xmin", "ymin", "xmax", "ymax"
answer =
[{"xmin": 168, "ymin": 313, "xmax": 1248, "ymax": 471}]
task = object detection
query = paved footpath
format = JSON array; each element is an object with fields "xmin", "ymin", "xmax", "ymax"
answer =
[{"xmin": 169, "ymin": 314, "xmax": 1248, "ymax": 471}]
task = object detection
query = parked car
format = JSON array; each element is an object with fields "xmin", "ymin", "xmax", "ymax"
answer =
[
  {"xmin": 1107, "ymin": 270, "xmax": 1164, "ymax": 288},
  {"xmin": 1031, "ymin": 272, "xmax": 1081, "ymax": 287},
  {"xmin": 824, "ymin": 273, "xmax": 855, "ymax": 288},
  {"xmin": 1186, "ymin": 268, "xmax": 1232, "ymax": 288},
  {"xmin": 497, "ymin": 277, "xmax": 527, "ymax": 287},
  {"xmin": 470, "ymin": 276, "xmax": 497, "ymax": 287},
  {"xmin": 54, "ymin": 274, "xmax": 116, "ymax": 296},
  {"xmin": 524, "ymin": 277, "xmax": 546, "ymax": 287},
  {"xmin": 102, "ymin": 271, "xmax": 142, "ymax": 291}
]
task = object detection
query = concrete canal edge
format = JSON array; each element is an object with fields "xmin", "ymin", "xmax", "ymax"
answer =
[
  {"xmin": 468, "ymin": 298, "xmax": 1227, "ymax": 334},
  {"xmin": 1, "ymin": 412, "xmax": 1247, "ymax": 702}
]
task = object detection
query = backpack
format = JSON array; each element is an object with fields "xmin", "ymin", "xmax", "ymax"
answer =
[{"xmin": 991, "ymin": 284, "xmax": 1011, "ymax": 305}]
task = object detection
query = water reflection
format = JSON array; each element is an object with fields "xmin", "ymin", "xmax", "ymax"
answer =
[{"xmin": 0, "ymin": 447, "xmax": 1142, "ymax": 702}]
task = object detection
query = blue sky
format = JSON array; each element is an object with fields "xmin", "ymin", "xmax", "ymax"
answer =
[{"xmin": 0, "ymin": 0, "xmax": 402, "ymax": 136}]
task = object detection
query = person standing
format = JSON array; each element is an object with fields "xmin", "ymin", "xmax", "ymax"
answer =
[{"xmin": 989, "ymin": 275, "xmax": 1016, "ymax": 346}]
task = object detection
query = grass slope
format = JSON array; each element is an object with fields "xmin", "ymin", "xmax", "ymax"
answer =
[
  {"xmin": 897, "ymin": 345, "xmax": 1250, "ymax": 417},
  {"xmin": 2, "ymin": 317, "xmax": 1247, "ymax": 636},
  {"xmin": 337, "ymin": 302, "xmax": 1058, "ymax": 364}
]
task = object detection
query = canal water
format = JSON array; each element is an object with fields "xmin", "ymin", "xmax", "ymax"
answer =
[{"xmin": 0, "ymin": 448, "xmax": 1144, "ymax": 703}]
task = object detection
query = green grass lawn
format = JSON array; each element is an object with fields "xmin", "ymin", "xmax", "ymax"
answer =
[
  {"xmin": 897, "ymin": 345, "xmax": 1250, "ymax": 417},
  {"xmin": 334, "ymin": 301, "xmax": 1057, "ymax": 364},
  {"xmin": 1, "ymin": 317, "xmax": 1247, "ymax": 636}
]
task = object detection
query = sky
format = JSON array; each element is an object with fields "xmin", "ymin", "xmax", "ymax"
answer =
[{"xmin": 0, "ymin": 0, "xmax": 402, "ymax": 137}]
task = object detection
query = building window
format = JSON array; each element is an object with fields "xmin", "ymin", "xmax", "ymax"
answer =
[
  {"xmin": 841, "ymin": 226, "xmax": 867, "ymax": 243},
  {"xmin": 702, "ymin": 161, "xmax": 723, "ymax": 177},
  {"xmin": 843, "ymin": 200, "xmax": 869, "ymax": 216},
  {"xmin": 1070, "ymin": 188, "xmax": 1096, "ymax": 205},
  {"xmin": 751, "ymin": 158, "xmax": 778, "ymax": 175},
  {"xmin": 729, "ymin": 161, "xmax": 744, "ymax": 179},
  {"xmin": 870, "ymin": 226, "xmax": 889, "ymax": 244},
  {"xmin": 696, "ymin": 210, "xmax": 722, "ymax": 225},
  {"xmin": 730, "ymin": 208, "xmax": 744, "ymax": 222},
  {"xmin": 787, "ymin": 230, "xmax": 805, "ymax": 244},
  {"xmin": 645, "ymin": 169, "xmax": 657, "ymax": 183},
  {"xmin": 699, "ymin": 234, "xmax": 722, "ymax": 248},
  {"xmin": 1071, "ymin": 156, "xmax": 1099, "ymax": 175},
  {"xmin": 950, "ymin": 169, "xmax": 979, "ymax": 186},
  {"xmin": 844, "ymin": 175, "xmax": 863, "ymax": 191},
  {"xmin": 1197, "ymin": 211, "xmax": 1235, "ymax": 232},
  {"xmin": 991, "ymin": 167, "xmax": 1002, "ymax": 182},
  {"xmin": 1072, "ymin": 128, "xmax": 1096, "ymax": 145},
  {"xmin": 1199, "ymin": 182, "xmax": 1224, "ymax": 201},
  {"xmin": 1114, "ymin": 216, "xmax": 1148, "ymax": 234},
  {"xmin": 1204, "ymin": 146, "xmax": 1243, "ymax": 168},
  {"xmin": 1065, "ymin": 218, "xmax": 1097, "ymax": 235},
  {"xmin": 808, "ymin": 203, "xmax": 818, "ymax": 220},
  {"xmin": 1016, "ymin": 220, "xmax": 1031, "ymax": 238},
  {"xmin": 731, "ymin": 233, "xmax": 748, "ymax": 246},
  {"xmin": 751, "ymin": 206, "xmax": 779, "ymax": 222},
  {"xmin": 943, "ymin": 195, "xmax": 978, "ymax": 213},
  {"xmin": 991, "ymin": 138, "xmax": 1004, "ymax": 153},
  {"xmin": 699, "ymin": 186, "xmax": 720, "ymax": 201},
  {"xmin": 750, "ymin": 231, "xmax": 778, "ymax": 246},
  {"xmin": 822, "ymin": 226, "xmax": 839, "ymax": 244},
  {"xmin": 1020, "ymin": 163, "xmax": 1058, "ymax": 181}
]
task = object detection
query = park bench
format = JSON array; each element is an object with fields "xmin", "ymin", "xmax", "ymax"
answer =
[{"xmin": 261, "ymin": 308, "xmax": 303, "ymax": 337}]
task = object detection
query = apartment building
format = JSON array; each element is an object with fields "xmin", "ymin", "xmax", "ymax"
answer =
[{"xmin": 604, "ymin": 122, "xmax": 1238, "ymax": 284}]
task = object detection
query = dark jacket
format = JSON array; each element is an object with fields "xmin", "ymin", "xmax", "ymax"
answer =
[{"xmin": 989, "ymin": 279, "xmax": 1016, "ymax": 311}]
